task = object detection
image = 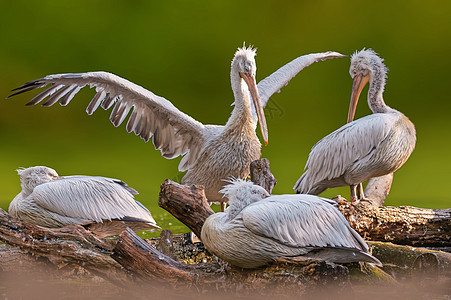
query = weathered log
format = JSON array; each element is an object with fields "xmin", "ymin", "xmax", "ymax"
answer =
[
  {"xmin": 0, "ymin": 208, "xmax": 129, "ymax": 285},
  {"xmin": 337, "ymin": 198, "xmax": 451, "ymax": 247},
  {"xmin": 0, "ymin": 206, "xmax": 448, "ymax": 296},
  {"xmin": 1, "ymin": 157, "xmax": 450, "ymax": 297},
  {"xmin": 368, "ymin": 241, "xmax": 451, "ymax": 277},
  {"xmin": 158, "ymin": 179, "xmax": 214, "ymax": 238},
  {"xmin": 111, "ymin": 227, "xmax": 352, "ymax": 296},
  {"xmin": 249, "ymin": 158, "xmax": 277, "ymax": 194}
]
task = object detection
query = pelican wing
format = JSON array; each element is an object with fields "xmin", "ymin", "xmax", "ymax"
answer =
[
  {"xmin": 242, "ymin": 194, "xmax": 367, "ymax": 250},
  {"xmin": 9, "ymin": 72, "xmax": 206, "ymax": 171},
  {"xmin": 297, "ymin": 113, "xmax": 399, "ymax": 192},
  {"xmin": 253, "ymin": 51, "xmax": 345, "ymax": 122},
  {"xmin": 31, "ymin": 176, "xmax": 159, "ymax": 227}
]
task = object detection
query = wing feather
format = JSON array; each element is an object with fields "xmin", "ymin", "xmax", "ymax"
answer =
[
  {"xmin": 296, "ymin": 113, "xmax": 399, "ymax": 193},
  {"xmin": 10, "ymin": 72, "xmax": 206, "ymax": 170},
  {"xmin": 253, "ymin": 51, "xmax": 345, "ymax": 123},
  {"xmin": 32, "ymin": 176, "xmax": 158, "ymax": 227},
  {"xmin": 242, "ymin": 194, "xmax": 366, "ymax": 250}
]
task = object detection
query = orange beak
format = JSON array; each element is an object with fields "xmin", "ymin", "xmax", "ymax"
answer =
[
  {"xmin": 240, "ymin": 72, "xmax": 268, "ymax": 145},
  {"xmin": 347, "ymin": 73, "xmax": 370, "ymax": 123}
]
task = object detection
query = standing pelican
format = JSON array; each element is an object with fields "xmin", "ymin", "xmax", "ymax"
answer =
[
  {"xmin": 294, "ymin": 49, "xmax": 416, "ymax": 202},
  {"xmin": 8, "ymin": 166, "xmax": 160, "ymax": 237},
  {"xmin": 201, "ymin": 179, "xmax": 381, "ymax": 268},
  {"xmin": 8, "ymin": 46, "xmax": 344, "ymax": 208}
]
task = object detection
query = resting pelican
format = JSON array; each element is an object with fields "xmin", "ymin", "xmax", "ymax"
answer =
[
  {"xmin": 201, "ymin": 179, "xmax": 381, "ymax": 268},
  {"xmin": 8, "ymin": 166, "xmax": 160, "ymax": 237},
  {"xmin": 9, "ymin": 46, "xmax": 344, "ymax": 209},
  {"xmin": 294, "ymin": 49, "xmax": 416, "ymax": 202}
]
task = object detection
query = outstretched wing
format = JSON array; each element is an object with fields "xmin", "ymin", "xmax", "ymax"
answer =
[
  {"xmin": 9, "ymin": 72, "xmax": 206, "ymax": 171},
  {"xmin": 297, "ymin": 113, "xmax": 399, "ymax": 192},
  {"xmin": 32, "ymin": 176, "xmax": 159, "ymax": 228},
  {"xmin": 242, "ymin": 194, "xmax": 367, "ymax": 250},
  {"xmin": 252, "ymin": 51, "xmax": 345, "ymax": 122}
]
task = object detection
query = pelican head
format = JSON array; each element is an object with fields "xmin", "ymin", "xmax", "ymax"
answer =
[
  {"xmin": 18, "ymin": 166, "xmax": 59, "ymax": 196},
  {"xmin": 231, "ymin": 46, "xmax": 268, "ymax": 145},
  {"xmin": 348, "ymin": 49, "xmax": 388, "ymax": 122},
  {"xmin": 220, "ymin": 178, "xmax": 269, "ymax": 219}
]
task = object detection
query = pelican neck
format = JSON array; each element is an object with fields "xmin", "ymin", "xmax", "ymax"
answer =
[{"xmin": 367, "ymin": 72, "xmax": 391, "ymax": 114}]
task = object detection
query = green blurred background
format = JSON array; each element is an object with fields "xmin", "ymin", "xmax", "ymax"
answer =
[{"xmin": 1, "ymin": 0, "xmax": 450, "ymax": 235}]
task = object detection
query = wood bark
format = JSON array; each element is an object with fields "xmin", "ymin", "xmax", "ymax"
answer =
[
  {"xmin": 111, "ymin": 227, "xmax": 351, "ymax": 296},
  {"xmin": 158, "ymin": 179, "xmax": 214, "ymax": 238},
  {"xmin": 337, "ymin": 197, "xmax": 451, "ymax": 247},
  {"xmin": 249, "ymin": 158, "xmax": 277, "ymax": 194},
  {"xmin": 0, "ymin": 208, "xmax": 129, "ymax": 285}
]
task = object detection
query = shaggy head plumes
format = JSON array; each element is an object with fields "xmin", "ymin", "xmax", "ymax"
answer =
[
  {"xmin": 17, "ymin": 166, "xmax": 59, "ymax": 196},
  {"xmin": 350, "ymin": 48, "xmax": 388, "ymax": 85},
  {"xmin": 220, "ymin": 178, "xmax": 269, "ymax": 219},
  {"xmin": 231, "ymin": 44, "xmax": 257, "ymax": 78}
]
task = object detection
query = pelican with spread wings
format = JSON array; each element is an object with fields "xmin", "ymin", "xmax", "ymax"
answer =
[{"xmin": 9, "ymin": 46, "xmax": 344, "ymax": 208}]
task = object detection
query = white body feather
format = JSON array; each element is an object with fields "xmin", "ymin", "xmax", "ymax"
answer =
[{"xmin": 294, "ymin": 111, "xmax": 416, "ymax": 194}]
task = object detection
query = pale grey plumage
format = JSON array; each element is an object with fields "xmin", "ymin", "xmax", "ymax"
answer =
[
  {"xmin": 201, "ymin": 179, "xmax": 381, "ymax": 268},
  {"xmin": 9, "ymin": 47, "xmax": 344, "ymax": 203},
  {"xmin": 294, "ymin": 49, "xmax": 416, "ymax": 198},
  {"xmin": 8, "ymin": 166, "xmax": 160, "ymax": 237}
]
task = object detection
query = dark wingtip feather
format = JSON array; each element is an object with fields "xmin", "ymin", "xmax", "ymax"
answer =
[
  {"xmin": 7, "ymin": 79, "xmax": 46, "ymax": 99},
  {"xmin": 111, "ymin": 216, "xmax": 161, "ymax": 229}
]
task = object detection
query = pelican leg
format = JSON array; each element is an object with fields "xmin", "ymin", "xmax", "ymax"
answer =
[
  {"xmin": 353, "ymin": 182, "xmax": 379, "ymax": 206},
  {"xmin": 356, "ymin": 182, "xmax": 365, "ymax": 200},
  {"xmin": 350, "ymin": 184, "xmax": 358, "ymax": 202}
]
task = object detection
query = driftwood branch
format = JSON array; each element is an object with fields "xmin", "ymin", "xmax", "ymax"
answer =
[
  {"xmin": 158, "ymin": 179, "xmax": 214, "ymax": 238},
  {"xmin": 249, "ymin": 158, "xmax": 277, "ymax": 194},
  {"xmin": 111, "ymin": 227, "xmax": 351, "ymax": 296},
  {"xmin": 0, "ymin": 208, "xmax": 129, "ymax": 284},
  {"xmin": 337, "ymin": 198, "xmax": 451, "ymax": 247}
]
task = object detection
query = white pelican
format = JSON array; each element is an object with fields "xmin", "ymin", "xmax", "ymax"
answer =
[
  {"xmin": 294, "ymin": 49, "xmax": 416, "ymax": 202},
  {"xmin": 9, "ymin": 46, "xmax": 344, "ymax": 209},
  {"xmin": 201, "ymin": 179, "xmax": 381, "ymax": 268},
  {"xmin": 8, "ymin": 166, "xmax": 160, "ymax": 237}
]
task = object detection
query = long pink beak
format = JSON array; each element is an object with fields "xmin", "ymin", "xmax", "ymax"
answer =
[
  {"xmin": 240, "ymin": 72, "xmax": 268, "ymax": 145},
  {"xmin": 347, "ymin": 73, "xmax": 370, "ymax": 123}
]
